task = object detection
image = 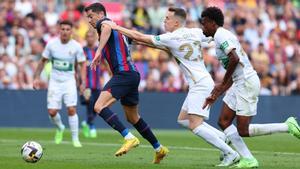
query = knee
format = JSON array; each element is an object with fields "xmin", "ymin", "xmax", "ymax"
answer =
[
  {"xmin": 48, "ymin": 110, "xmax": 57, "ymax": 117},
  {"xmin": 126, "ymin": 115, "xmax": 139, "ymax": 124},
  {"xmin": 67, "ymin": 107, "xmax": 76, "ymax": 116},
  {"xmin": 237, "ymin": 126, "xmax": 250, "ymax": 137},
  {"xmin": 94, "ymin": 103, "xmax": 105, "ymax": 114},
  {"xmin": 218, "ymin": 117, "xmax": 232, "ymax": 130}
]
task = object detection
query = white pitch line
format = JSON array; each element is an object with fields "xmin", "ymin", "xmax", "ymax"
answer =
[{"xmin": 1, "ymin": 138, "xmax": 300, "ymax": 156}]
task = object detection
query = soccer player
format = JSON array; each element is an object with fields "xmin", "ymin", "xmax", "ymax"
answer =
[
  {"xmin": 201, "ymin": 7, "xmax": 300, "ymax": 168},
  {"xmin": 103, "ymin": 7, "xmax": 240, "ymax": 167},
  {"xmin": 33, "ymin": 20, "xmax": 86, "ymax": 148},
  {"xmin": 84, "ymin": 3, "xmax": 168, "ymax": 164},
  {"xmin": 80, "ymin": 29, "xmax": 101, "ymax": 138}
]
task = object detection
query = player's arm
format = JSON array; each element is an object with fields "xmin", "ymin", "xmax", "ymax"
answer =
[
  {"xmin": 33, "ymin": 57, "xmax": 48, "ymax": 89},
  {"xmin": 132, "ymin": 40, "xmax": 170, "ymax": 53},
  {"xmin": 91, "ymin": 24, "xmax": 112, "ymax": 70},
  {"xmin": 77, "ymin": 61, "xmax": 86, "ymax": 94},
  {"xmin": 222, "ymin": 50, "xmax": 239, "ymax": 86},
  {"xmin": 102, "ymin": 21, "xmax": 153, "ymax": 45}
]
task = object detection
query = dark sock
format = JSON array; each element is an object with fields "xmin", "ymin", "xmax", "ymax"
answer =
[
  {"xmin": 98, "ymin": 107, "xmax": 128, "ymax": 137},
  {"xmin": 133, "ymin": 118, "xmax": 160, "ymax": 149}
]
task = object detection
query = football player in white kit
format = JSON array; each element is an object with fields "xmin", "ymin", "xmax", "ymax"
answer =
[
  {"xmin": 201, "ymin": 7, "xmax": 300, "ymax": 168},
  {"xmin": 33, "ymin": 20, "xmax": 86, "ymax": 148},
  {"xmin": 103, "ymin": 7, "xmax": 240, "ymax": 166}
]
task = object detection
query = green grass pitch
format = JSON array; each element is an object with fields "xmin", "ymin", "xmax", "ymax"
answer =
[{"xmin": 0, "ymin": 128, "xmax": 299, "ymax": 169}]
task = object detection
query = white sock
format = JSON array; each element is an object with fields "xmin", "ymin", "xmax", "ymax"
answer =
[
  {"xmin": 249, "ymin": 123, "xmax": 288, "ymax": 136},
  {"xmin": 155, "ymin": 145, "xmax": 162, "ymax": 152},
  {"xmin": 192, "ymin": 124, "xmax": 235, "ymax": 154},
  {"xmin": 49, "ymin": 113, "xmax": 65, "ymax": 130},
  {"xmin": 177, "ymin": 119, "xmax": 189, "ymax": 128},
  {"xmin": 203, "ymin": 122, "xmax": 226, "ymax": 141},
  {"xmin": 124, "ymin": 132, "xmax": 135, "ymax": 140},
  {"xmin": 224, "ymin": 124, "xmax": 253, "ymax": 158},
  {"xmin": 68, "ymin": 114, "xmax": 79, "ymax": 142}
]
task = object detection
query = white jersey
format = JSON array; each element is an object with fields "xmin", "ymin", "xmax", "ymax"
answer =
[
  {"xmin": 42, "ymin": 38, "xmax": 86, "ymax": 82},
  {"xmin": 214, "ymin": 27, "xmax": 256, "ymax": 82},
  {"xmin": 151, "ymin": 27, "xmax": 211, "ymax": 85}
]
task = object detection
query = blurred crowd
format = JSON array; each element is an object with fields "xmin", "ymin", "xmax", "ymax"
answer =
[{"xmin": 0, "ymin": 0, "xmax": 299, "ymax": 95}]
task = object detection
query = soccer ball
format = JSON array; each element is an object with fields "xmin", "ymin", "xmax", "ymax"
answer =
[{"xmin": 21, "ymin": 141, "xmax": 43, "ymax": 163}]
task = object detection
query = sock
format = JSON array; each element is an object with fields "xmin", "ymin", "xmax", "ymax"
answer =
[
  {"xmin": 249, "ymin": 123, "xmax": 288, "ymax": 137},
  {"xmin": 224, "ymin": 124, "xmax": 253, "ymax": 158},
  {"xmin": 98, "ymin": 107, "xmax": 134, "ymax": 139},
  {"xmin": 49, "ymin": 113, "xmax": 65, "ymax": 130},
  {"xmin": 68, "ymin": 114, "xmax": 79, "ymax": 142},
  {"xmin": 177, "ymin": 119, "xmax": 189, "ymax": 128},
  {"xmin": 178, "ymin": 120, "xmax": 226, "ymax": 141},
  {"xmin": 192, "ymin": 124, "xmax": 235, "ymax": 155},
  {"xmin": 133, "ymin": 118, "xmax": 161, "ymax": 151},
  {"xmin": 203, "ymin": 122, "xmax": 226, "ymax": 141}
]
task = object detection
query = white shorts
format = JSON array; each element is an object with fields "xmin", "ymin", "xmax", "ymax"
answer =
[
  {"xmin": 181, "ymin": 76, "xmax": 214, "ymax": 120},
  {"xmin": 223, "ymin": 75, "xmax": 260, "ymax": 116},
  {"xmin": 47, "ymin": 79, "xmax": 77, "ymax": 109}
]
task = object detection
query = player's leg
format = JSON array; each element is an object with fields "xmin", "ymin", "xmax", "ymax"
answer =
[
  {"xmin": 66, "ymin": 106, "xmax": 81, "ymax": 147},
  {"xmin": 94, "ymin": 90, "xmax": 131, "ymax": 135},
  {"xmin": 94, "ymin": 73, "xmax": 136, "ymax": 138},
  {"xmin": 219, "ymin": 103, "xmax": 257, "ymax": 164},
  {"xmin": 88, "ymin": 89, "xmax": 100, "ymax": 138},
  {"xmin": 180, "ymin": 79, "xmax": 239, "ymax": 167},
  {"xmin": 220, "ymin": 95, "xmax": 259, "ymax": 168},
  {"xmin": 47, "ymin": 80, "xmax": 65, "ymax": 144},
  {"xmin": 178, "ymin": 111, "xmax": 226, "ymax": 140},
  {"xmin": 248, "ymin": 119, "xmax": 300, "ymax": 137},
  {"xmin": 84, "ymin": 89, "xmax": 99, "ymax": 138},
  {"xmin": 64, "ymin": 80, "xmax": 81, "ymax": 147},
  {"xmin": 123, "ymin": 103, "xmax": 168, "ymax": 164},
  {"xmin": 80, "ymin": 89, "xmax": 90, "ymax": 138},
  {"xmin": 48, "ymin": 108, "xmax": 65, "ymax": 144},
  {"xmin": 188, "ymin": 113, "xmax": 239, "ymax": 166}
]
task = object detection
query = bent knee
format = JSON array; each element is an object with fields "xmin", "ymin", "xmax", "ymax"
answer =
[
  {"xmin": 218, "ymin": 119, "xmax": 231, "ymax": 130},
  {"xmin": 237, "ymin": 128, "xmax": 250, "ymax": 137},
  {"xmin": 94, "ymin": 104, "xmax": 105, "ymax": 114}
]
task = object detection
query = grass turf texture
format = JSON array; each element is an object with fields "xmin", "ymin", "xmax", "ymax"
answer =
[{"xmin": 0, "ymin": 128, "xmax": 299, "ymax": 169}]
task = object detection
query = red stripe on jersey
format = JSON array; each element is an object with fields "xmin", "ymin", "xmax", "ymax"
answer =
[
  {"xmin": 104, "ymin": 46, "xmax": 113, "ymax": 72},
  {"xmin": 91, "ymin": 49, "xmax": 97, "ymax": 89},
  {"xmin": 118, "ymin": 33, "xmax": 129, "ymax": 71}
]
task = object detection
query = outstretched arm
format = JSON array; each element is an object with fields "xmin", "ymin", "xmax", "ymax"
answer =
[
  {"xmin": 132, "ymin": 41, "xmax": 170, "ymax": 53},
  {"xmin": 102, "ymin": 21, "xmax": 153, "ymax": 45}
]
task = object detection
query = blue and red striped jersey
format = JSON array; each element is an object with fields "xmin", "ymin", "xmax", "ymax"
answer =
[
  {"xmin": 83, "ymin": 46, "xmax": 101, "ymax": 89},
  {"xmin": 96, "ymin": 18, "xmax": 137, "ymax": 74}
]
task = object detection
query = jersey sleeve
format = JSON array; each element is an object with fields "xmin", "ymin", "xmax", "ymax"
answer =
[
  {"xmin": 42, "ymin": 42, "xmax": 51, "ymax": 59},
  {"xmin": 214, "ymin": 32, "xmax": 236, "ymax": 55},
  {"xmin": 76, "ymin": 45, "xmax": 86, "ymax": 63},
  {"xmin": 151, "ymin": 33, "xmax": 172, "ymax": 48},
  {"xmin": 194, "ymin": 28, "xmax": 213, "ymax": 43}
]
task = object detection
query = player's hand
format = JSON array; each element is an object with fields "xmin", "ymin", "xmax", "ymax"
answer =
[
  {"xmin": 211, "ymin": 84, "xmax": 225, "ymax": 99},
  {"xmin": 102, "ymin": 20, "xmax": 117, "ymax": 29},
  {"xmin": 90, "ymin": 50, "xmax": 101, "ymax": 70},
  {"xmin": 33, "ymin": 78, "xmax": 41, "ymax": 90},
  {"xmin": 79, "ymin": 83, "xmax": 85, "ymax": 95},
  {"xmin": 202, "ymin": 95, "xmax": 216, "ymax": 109}
]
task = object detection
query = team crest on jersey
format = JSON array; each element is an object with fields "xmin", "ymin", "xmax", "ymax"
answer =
[
  {"xmin": 154, "ymin": 36, "xmax": 160, "ymax": 41},
  {"xmin": 220, "ymin": 41, "xmax": 229, "ymax": 51}
]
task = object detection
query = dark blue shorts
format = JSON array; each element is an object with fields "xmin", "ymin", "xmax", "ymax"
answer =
[{"xmin": 103, "ymin": 71, "xmax": 140, "ymax": 106}]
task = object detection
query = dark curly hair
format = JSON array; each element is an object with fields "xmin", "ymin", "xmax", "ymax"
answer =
[{"xmin": 201, "ymin": 7, "xmax": 224, "ymax": 27}]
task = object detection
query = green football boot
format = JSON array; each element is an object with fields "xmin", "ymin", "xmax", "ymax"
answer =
[
  {"xmin": 285, "ymin": 117, "xmax": 300, "ymax": 139},
  {"xmin": 233, "ymin": 157, "xmax": 259, "ymax": 168},
  {"xmin": 55, "ymin": 126, "xmax": 65, "ymax": 144},
  {"xmin": 81, "ymin": 121, "xmax": 90, "ymax": 138}
]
